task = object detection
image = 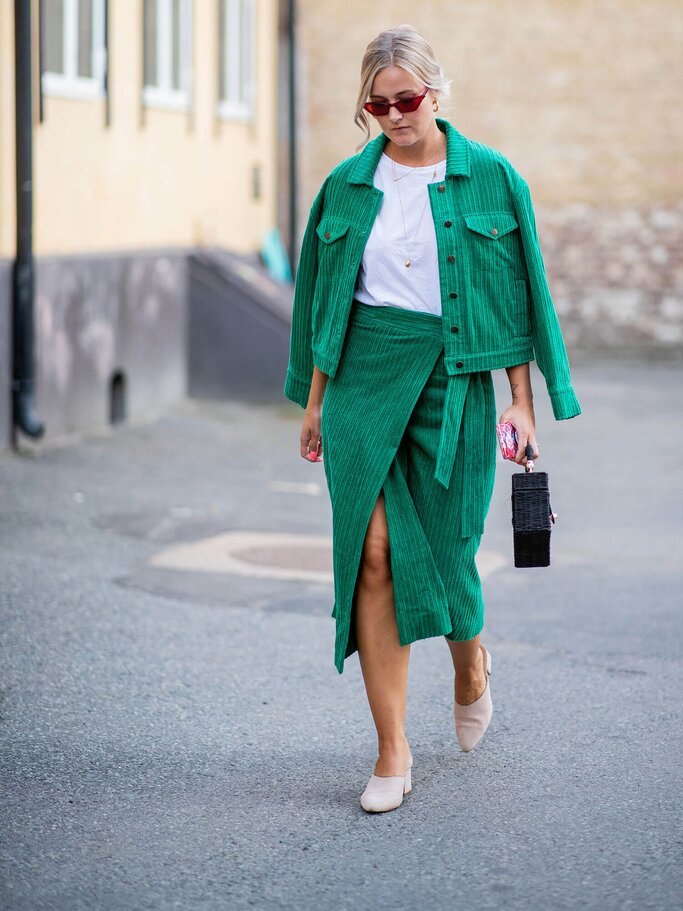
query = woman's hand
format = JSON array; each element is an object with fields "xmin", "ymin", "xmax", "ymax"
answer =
[
  {"xmin": 498, "ymin": 403, "xmax": 539, "ymax": 466},
  {"xmin": 300, "ymin": 366, "xmax": 329, "ymax": 462},
  {"xmin": 502, "ymin": 362, "xmax": 538, "ymax": 466},
  {"xmin": 300, "ymin": 403, "xmax": 323, "ymax": 462}
]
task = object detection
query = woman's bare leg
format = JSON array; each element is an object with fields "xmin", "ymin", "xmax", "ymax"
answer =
[
  {"xmin": 355, "ymin": 491, "xmax": 413, "ymax": 777},
  {"xmin": 446, "ymin": 636, "xmax": 488, "ymax": 704}
]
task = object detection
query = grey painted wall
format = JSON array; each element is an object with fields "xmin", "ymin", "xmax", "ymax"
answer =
[
  {"xmin": 5, "ymin": 250, "xmax": 188, "ymax": 450},
  {"xmin": 187, "ymin": 248, "xmax": 293, "ymax": 402},
  {"xmin": 0, "ymin": 247, "xmax": 296, "ymax": 453},
  {"xmin": 0, "ymin": 261, "xmax": 12, "ymax": 451}
]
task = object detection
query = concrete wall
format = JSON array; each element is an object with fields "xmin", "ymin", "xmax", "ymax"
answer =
[
  {"xmin": 0, "ymin": 261, "xmax": 12, "ymax": 451},
  {"xmin": 16, "ymin": 250, "xmax": 189, "ymax": 446},
  {"xmin": 187, "ymin": 248, "xmax": 293, "ymax": 402},
  {"xmin": 2, "ymin": 246, "xmax": 296, "ymax": 452}
]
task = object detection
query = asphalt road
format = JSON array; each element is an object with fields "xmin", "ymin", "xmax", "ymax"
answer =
[{"xmin": 1, "ymin": 361, "xmax": 681, "ymax": 911}]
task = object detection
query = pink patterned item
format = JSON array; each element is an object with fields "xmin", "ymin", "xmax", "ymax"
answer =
[{"xmin": 496, "ymin": 421, "xmax": 519, "ymax": 460}]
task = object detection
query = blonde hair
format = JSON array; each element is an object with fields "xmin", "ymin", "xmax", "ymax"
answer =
[{"xmin": 354, "ymin": 25, "xmax": 452, "ymax": 151}]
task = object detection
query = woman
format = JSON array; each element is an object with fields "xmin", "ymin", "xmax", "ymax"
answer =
[{"xmin": 284, "ymin": 25, "xmax": 581, "ymax": 813}]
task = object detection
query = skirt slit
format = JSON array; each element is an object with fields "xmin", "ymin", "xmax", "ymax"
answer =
[{"xmin": 320, "ymin": 299, "xmax": 497, "ymax": 675}]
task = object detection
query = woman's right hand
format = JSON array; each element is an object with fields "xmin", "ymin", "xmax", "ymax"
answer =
[{"xmin": 300, "ymin": 404, "xmax": 323, "ymax": 462}]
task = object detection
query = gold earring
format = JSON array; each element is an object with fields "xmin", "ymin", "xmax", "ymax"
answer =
[{"xmin": 432, "ymin": 99, "xmax": 439, "ymax": 111}]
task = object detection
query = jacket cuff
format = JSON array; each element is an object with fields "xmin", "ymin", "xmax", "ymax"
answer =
[
  {"xmin": 283, "ymin": 367, "xmax": 311, "ymax": 410},
  {"xmin": 548, "ymin": 385, "xmax": 582, "ymax": 420}
]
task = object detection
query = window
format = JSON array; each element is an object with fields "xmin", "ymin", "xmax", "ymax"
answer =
[
  {"xmin": 143, "ymin": 0, "xmax": 193, "ymax": 110},
  {"xmin": 42, "ymin": 0, "xmax": 106, "ymax": 100},
  {"xmin": 218, "ymin": 0, "xmax": 255, "ymax": 121}
]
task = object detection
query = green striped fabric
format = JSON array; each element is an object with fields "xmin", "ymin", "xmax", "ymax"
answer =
[
  {"xmin": 322, "ymin": 300, "xmax": 497, "ymax": 674},
  {"xmin": 284, "ymin": 117, "xmax": 581, "ymax": 424}
]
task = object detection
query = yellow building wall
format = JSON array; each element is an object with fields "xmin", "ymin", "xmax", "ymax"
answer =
[
  {"xmin": 0, "ymin": 0, "xmax": 278, "ymax": 258},
  {"xmin": 0, "ymin": 1, "xmax": 16, "ymax": 259}
]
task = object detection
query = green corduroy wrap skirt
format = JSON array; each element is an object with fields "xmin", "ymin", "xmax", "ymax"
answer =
[{"xmin": 321, "ymin": 299, "xmax": 498, "ymax": 675}]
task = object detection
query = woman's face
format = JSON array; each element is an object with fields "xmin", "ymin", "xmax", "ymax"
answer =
[{"xmin": 367, "ymin": 65, "xmax": 437, "ymax": 148}]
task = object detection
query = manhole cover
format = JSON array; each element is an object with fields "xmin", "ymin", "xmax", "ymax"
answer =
[
  {"xmin": 147, "ymin": 531, "xmax": 334, "ymax": 583},
  {"xmin": 232, "ymin": 544, "xmax": 332, "ymax": 572}
]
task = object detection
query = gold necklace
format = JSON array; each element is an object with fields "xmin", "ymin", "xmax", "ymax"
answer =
[
  {"xmin": 389, "ymin": 142, "xmax": 442, "ymax": 268},
  {"xmin": 387, "ymin": 133, "xmax": 446, "ymax": 178}
]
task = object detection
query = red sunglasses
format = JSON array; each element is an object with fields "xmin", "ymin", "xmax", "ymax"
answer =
[{"xmin": 363, "ymin": 87, "xmax": 430, "ymax": 117}]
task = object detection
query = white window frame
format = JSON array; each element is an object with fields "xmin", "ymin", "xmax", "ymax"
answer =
[
  {"xmin": 217, "ymin": 0, "xmax": 256, "ymax": 122},
  {"xmin": 42, "ymin": 0, "xmax": 106, "ymax": 101},
  {"xmin": 143, "ymin": 0, "xmax": 193, "ymax": 112}
]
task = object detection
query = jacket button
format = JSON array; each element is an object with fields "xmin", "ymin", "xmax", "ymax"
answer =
[
  {"xmin": 449, "ymin": 292, "xmax": 458, "ymax": 299},
  {"xmin": 447, "ymin": 254, "xmax": 455, "ymax": 263},
  {"xmin": 455, "ymin": 360, "xmax": 464, "ymax": 368},
  {"xmin": 437, "ymin": 185, "xmax": 446, "ymax": 193},
  {"xmin": 324, "ymin": 231, "xmax": 331, "ymax": 239},
  {"xmin": 444, "ymin": 220, "xmax": 452, "ymax": 227},
  {"xmin": 491, "ymin": 227, "xmax": 498, "ymax": 236},
  {"xmin": 451, "ymin": 325, "xmax": 459, "ymax": 333}
]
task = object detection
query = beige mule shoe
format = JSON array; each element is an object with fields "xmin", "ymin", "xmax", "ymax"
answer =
[
  {"xmin": 454, "ymin": 643, "xmax": 493, "ymax": 752},
  {"xmin": 360, "ymin": 760, "xmax": 413, "ymax": 813}
]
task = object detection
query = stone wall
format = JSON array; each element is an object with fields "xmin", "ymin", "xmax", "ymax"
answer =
[{"xmin": 533, "ymin": 202, "xmax": 683, "ymax": 354}]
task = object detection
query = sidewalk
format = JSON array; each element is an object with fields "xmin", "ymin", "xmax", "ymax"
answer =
[{"xmin": 1, "ymin": 361, "xmax": 681, "ymax": 911}]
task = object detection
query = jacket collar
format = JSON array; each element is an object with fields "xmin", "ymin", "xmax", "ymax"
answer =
[{"xmin": 347, "ymin": 117, "xmax": 471, "ymax": 186}]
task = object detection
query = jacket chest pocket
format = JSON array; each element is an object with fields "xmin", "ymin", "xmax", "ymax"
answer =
[
  {"xmin": 463, "ymin": 211, "xmax": 519, "ymax": 273},
  {"xmin": 316, "ymin": 217, "xmax": 351, "ymax": 274}
]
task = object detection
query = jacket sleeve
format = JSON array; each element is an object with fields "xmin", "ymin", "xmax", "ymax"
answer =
[
  {"xmin": 512, "ymin": 176, "xmax": 582, "ymax": 421},
  {"xmin": 283, "ymin": 178, "xmax": 327, "ymax": 409}
]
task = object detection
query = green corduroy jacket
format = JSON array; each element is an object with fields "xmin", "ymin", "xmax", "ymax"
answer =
[{"xmin": 284, "ymin": 117, "xmax": 581, "ymax": 421}]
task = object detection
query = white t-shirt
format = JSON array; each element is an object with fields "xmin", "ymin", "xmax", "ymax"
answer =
[{"xmin": 353, "ymin": 151, "xmax": 447, "ymax": 316}]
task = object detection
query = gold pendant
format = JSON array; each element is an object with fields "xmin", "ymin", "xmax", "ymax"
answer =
[{"xmin": 405, "ymin": 259, "xmax": 411, "ymax": 268}]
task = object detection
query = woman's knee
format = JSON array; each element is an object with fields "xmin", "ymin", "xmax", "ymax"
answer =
[{"xmin": 359, "ymin": 495, "xmax": 392, "ymax": 588}]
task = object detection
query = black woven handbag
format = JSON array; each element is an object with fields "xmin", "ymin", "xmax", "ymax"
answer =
[{"xmin": 511, "ymin": 444, "xmax": 557, "ymax": 567}]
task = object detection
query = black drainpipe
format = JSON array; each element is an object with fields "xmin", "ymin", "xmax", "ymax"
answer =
[{"xmin": 13, "ymin": 0, "xmax": 44, "ymax": 441}]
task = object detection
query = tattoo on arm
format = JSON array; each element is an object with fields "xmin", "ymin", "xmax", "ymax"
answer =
[{"xmin": 511, "ymin": 382, "xmax": 519, "ymax": 401}]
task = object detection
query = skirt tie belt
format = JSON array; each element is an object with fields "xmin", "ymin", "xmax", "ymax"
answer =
[{"xmin": 434, "ymin": 372, "xmax": 486, "ymax": 537}]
